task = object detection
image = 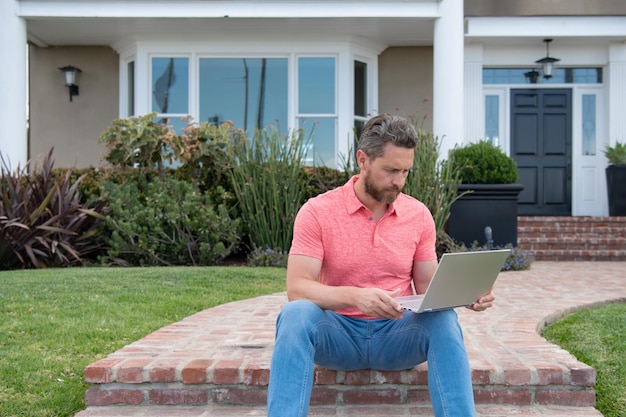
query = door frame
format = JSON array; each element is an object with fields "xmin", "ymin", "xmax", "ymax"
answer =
[{"xmin": 483, "ymin": 84, "xmax": 608, "ymax": 216}]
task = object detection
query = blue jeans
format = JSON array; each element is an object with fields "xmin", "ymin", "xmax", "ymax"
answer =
[{"xmin": 267, "ymin": 300, "xmax": 475, "ymax": 417}]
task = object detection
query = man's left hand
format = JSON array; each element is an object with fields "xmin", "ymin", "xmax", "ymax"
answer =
[{"xmin": 467, "ymin": 289, "xmax": 495, "ymax": 312}]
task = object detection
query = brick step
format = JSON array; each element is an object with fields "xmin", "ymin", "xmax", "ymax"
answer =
[
  {"xmin": 79, "ymin": 291, "xmax": 600, "ymax": 414},
  {"xmin": 517, "ymin": 216, "xmax": 626, "ymax": 261},
  {"xmin": 518, "ymin": 226, "xmax": 626, "ymax": 237},
  {"xmin": 518, "ymin": 237, "xmax": 626, "ymax": 251},
  {"xmin": 74, "ymin": 404, "xmax": 604, "ymax": 417},
  {"xmin": 82, "ymin": 377, "xmax": 596, "ymax": 408},
  {"xmin": 528, "ymin": 249, "xmax": 626, "ymax": 262}
]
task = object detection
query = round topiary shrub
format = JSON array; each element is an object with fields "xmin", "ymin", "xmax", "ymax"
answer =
[{"xmin": 448, "ymin": 141, "xmax": 519, "ymax": 184}]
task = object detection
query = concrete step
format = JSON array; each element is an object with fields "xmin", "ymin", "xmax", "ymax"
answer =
[{"xmin": 75, "ymin": 404, "xmax": 604, "ymax": 417}]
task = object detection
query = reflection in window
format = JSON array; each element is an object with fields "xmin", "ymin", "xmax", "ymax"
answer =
[
  {"xmin": 199, "ymin": 58, "xmax": 288, "ymax": 133},
  {"xmin": 485, "ymin": 95, "xmax": 499, "ymax": 147},
  {"xmin": 151, "ymin": 57, "xmax": 189, "ymax": 114},
  {"xmin": 354, "ymin": 61, "xmax": 367, "ymax": 117},
  {"xmin": 582, "ymin": 95, "xmax": 596, "ymax": 156},
  {"xmin": 298, "ymin": 57, "xmax": 337, "ymax": 167},
  {"xmin": 299, "ymin": 117, "xmax": 336, "ymax": 167},
  {"xmin": 298, "ymin": 57, "xmax": 336, "ymax": 114},
  {"xmin": 483, "ymin": 68, "xmax": 602, "ymax": 85},
  {"xmin": 127, "ymin": 61, "xmax": 135, "ymax": 117}
]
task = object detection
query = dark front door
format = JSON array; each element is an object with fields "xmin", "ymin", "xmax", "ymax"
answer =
[{"xmin": 511, "ymin": 89, "xmax": 572, "ymax": 215}]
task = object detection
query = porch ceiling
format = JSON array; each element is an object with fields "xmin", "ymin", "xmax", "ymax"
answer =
[{"xmin": 25, "ymin": 16, "xmax": 437, "ymax": 48}]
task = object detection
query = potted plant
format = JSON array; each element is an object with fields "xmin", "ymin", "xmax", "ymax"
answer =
[
  {"xmin": 445, "ymin": 140, "xmax": 524, "ymax": 247},
  {"xmin": 604, "ymin": 141, "xmax": 626, "ymax": 216}
]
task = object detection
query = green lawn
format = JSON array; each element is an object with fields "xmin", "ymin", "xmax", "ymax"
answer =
[
  {"xmin": 542, "ymin": 302, "xmax": 626, "ymax": 417},
  {"xmin": 0, "ymin": 267, "xmax": 285, "ymax": 417}
]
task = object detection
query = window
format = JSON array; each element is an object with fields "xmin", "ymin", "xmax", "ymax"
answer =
[
  {"xmin": 199, "ymin": 58, "xmax": 288, "ymax": 132},
  {"xmin": 354, "ymin": 60, "xmax": 368, "ymax": 144},
  {"xmin": 127, "ymin": 60, "xmax": 135, "ymax": 117},
  {"xmin": 483, "ymin": 68, "xmax": 603, "ymax": 85},
  {"xmin": 582, "ymin": 95, "xmax": 597, "ymax": 156},
  {"xmin": 141, "ymin": 48, "xmax": 371, "ymax": 168},
  {"xmin": 151, "ymin": 57, "xmax": 190, "ymax": 133},
  {"xmin": 297, "ymin": 57, "xmax": 337, "ymax": 167},
  {"xmin": 485, "ymin": 95, "xmax": 500, "ymax": 147}
]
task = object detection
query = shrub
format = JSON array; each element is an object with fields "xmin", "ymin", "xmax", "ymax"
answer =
[
  {"xmin": 301, "ymin": 166, "xmax": 349, "ymax": 200},
  {"xmin": 98, "ymin": 112, "xmax": 179, "ymax": 170},
  {"xmin": 404, "ymin": 129, "xmax": 464, "ymax": 235},
  {"xmin": 229, "ymin": 126, "xmax": 310, "ymax": 253},
  {"xmin": 175, "ymin": 120, "xmax": 245, "ymax": 205},
  {"xmin": 247, "ymin": 247, "xmax": 289, "ymax": 268},
  {"xmin": 101, "ymin": 176, "xmax": 241, "ymax": 266},
  {"xmin": 603, "ymin": 141, "xmax": 626, "ymax": 165},
  {"xmin": 447, "ymin": 140, "xmax": 519, "ymax": 184},
  {"xmin": 0, "ymin": 149, "xmax": 106, "ymax": 269}
]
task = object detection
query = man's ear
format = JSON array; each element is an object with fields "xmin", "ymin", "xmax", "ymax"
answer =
[{"xmin": 356, "ymin": 149, "xmax": 368, "ymax": 170}]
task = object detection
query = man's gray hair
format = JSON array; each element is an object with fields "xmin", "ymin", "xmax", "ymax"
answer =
[{"xmin": 357, "ymin": 114, "xmax": 418, "ymax": 160}]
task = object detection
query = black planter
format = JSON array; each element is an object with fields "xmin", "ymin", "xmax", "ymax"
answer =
[
  {"xmin": 606, "ymin": 165, "xmax": 626, "ymax": 216},
  {"xmin": 447, "ymin": 184, "xmax": 524, "ymax": 247}
]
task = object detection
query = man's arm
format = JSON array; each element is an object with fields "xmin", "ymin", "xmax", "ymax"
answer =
[
  {"xmin": 286, "ymin": 254, "xmax": 404, "ymax": 320},
  {"xmin": 412, "ymin": 258, "xmax": 438, "ymax": 294}
]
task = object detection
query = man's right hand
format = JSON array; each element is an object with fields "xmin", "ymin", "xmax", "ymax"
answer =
[{"xmin": 353, "ymin": 288, "xmax": 404, "ymax": 320}]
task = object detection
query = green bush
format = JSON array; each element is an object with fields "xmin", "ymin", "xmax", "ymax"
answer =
[
  {"xmin": 404, "ymin": 129, "xmax": 464, "ymax": 235},
  {"xmin": 301, "ymin": 166, "xmax": 349, "ymax": 200},
  {"xmin": 604, "ymin": 141, "xmax": 626, "ymax": 165},
  {"xmin": 229, "ymin": 126, "xmax": 310, "ymax": 253},
  {"xmin": 101, "ymin": 175, "xmax": 241, "ymax": 266},
  {"xmin": 447, "ymin": 140, "xmax": 519, "ymax": 184},
  {"xmin": 0, "ymin": 149, "xmax": 106, "ymax": 269},
  {"xmin": 98, "ymin": 112, "xmax": 179, "ymax": 170},
  {"xmin": 175, "ymin": 120, "xmax": 244, "ymax": 205}
]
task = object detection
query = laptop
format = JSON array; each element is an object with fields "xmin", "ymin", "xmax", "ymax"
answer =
[{"xmin": 395, "ymin": 249, "xmax": 511, "ymax": 313}]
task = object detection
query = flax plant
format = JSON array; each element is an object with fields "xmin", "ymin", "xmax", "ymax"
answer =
[
  {"xmin": 229, "ymin": 126, "xmax": 310, "ymax": 253},
  {"xmin": 404, "ymin": 129, "xmax": 463, "ymax": 234}
]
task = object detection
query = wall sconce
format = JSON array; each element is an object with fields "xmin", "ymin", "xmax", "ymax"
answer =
[
  {"xmin": 535, "ymin": 39, "xmax": 560, "ymax": 79},
  {"xmin": 59, "ymin": 65, "xmax": 81, "ymax": 102}
]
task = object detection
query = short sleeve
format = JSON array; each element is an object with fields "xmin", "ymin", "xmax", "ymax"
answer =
[{"xmin": 289, "ymin": 201, "xmax": 325, "ymax": 260}]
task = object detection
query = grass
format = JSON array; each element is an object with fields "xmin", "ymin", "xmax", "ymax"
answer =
[
  {"xmin": 542, "ymin": 302, "xmax": 626, "ymax": 417},
  {"xmin": 0, "ymin": 266, "xmax": 285, "ymax": 417}
]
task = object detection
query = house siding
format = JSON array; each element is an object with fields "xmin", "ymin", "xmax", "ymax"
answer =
[
  {"xmin": 378, "ymin": 47, "xmax": 434, "ymax": 132},
  {"xmin": 29, "ymin": 45, "xmax": 118, "ymax": 168}
]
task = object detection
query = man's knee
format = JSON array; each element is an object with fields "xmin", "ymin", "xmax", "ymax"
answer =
[{"xmin": 276, "ymin": 300, "xmax": 324, "ymax": 333}]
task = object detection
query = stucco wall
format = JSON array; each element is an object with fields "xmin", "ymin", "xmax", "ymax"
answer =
[
  {"xmin": 465, "ymin": 0, "xmax": 626, "ymax": 16},
  {"xmin": 29, "ymin": 45, "xmax": 118, "ymax": 168},
  {"xmin": 378, "ymin": 46, "xmax": 434, "ymax": 132}
]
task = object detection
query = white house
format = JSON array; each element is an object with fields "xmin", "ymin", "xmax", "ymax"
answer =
[{"xmin": 2, "ymin": 0, "xmax": 626, "ymax": 216}]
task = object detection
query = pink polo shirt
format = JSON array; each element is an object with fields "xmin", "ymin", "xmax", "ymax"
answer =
[{"xmin": 289, "ymin": 175, "xmax": 437, "ymax": 319}]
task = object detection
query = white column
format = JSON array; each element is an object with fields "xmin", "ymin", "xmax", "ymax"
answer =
[
  {"xmin": 464, "ymin": 43, "xmax": 484, "ymax": 142},
  {"xmin": 0, "ymin": 0, "xmax": 28, "ymax": 170},
  {"xmin": 433, "ymin": 0, "xmax": 464, "ymax": 159},
  {"xmin": 608, "ymin": 43, "xmax": 626, "ymax": 146}
]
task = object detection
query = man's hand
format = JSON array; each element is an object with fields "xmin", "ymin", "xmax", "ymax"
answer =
[
  {"xmin": 467, "ymin": 289, "xmax": 495, "ymax": 312},
  {"xmin": 353, "ymin": 288, "xmax": 404, "ymax": 320}
]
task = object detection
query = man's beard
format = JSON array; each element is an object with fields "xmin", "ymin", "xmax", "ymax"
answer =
[{"xmin": 364, "ymin": 173, "xmax": 401, "ymax": 204}]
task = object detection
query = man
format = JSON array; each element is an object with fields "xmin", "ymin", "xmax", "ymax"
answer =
[{"xmin": 267, "ymin": 113, "xmax": 494, "ymax": 417}]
